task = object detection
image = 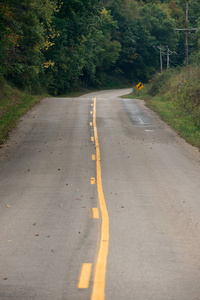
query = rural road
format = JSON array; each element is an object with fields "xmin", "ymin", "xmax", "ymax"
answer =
[{"xmin": 0, "ymin": 89, "xmax": 200, "ymax": 300}]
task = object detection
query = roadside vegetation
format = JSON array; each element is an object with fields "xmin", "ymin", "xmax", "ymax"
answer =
[
  {"xmin": 1, "ymin": 0, "xmax": 198, "ymax": 95},
  {"xmin": 128, "ymin": 66, "xmax": 200, "ymax": 150},
  {"xmin": 1, "ymin": 0, "xmax": 200, "ymax": 145},
  {"xmin": 0, "ymin": 78, "xmax": 44, "ymax": 144}
]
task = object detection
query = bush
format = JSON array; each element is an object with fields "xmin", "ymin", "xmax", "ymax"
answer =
[{"xmin": 148, "ymin": 69, "xmax": 176, "ymax": 96}]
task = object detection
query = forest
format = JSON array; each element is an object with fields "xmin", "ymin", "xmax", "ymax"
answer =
[{"xmin": 1, "ymin": 0, "xmax": 200, "ymax": 95}]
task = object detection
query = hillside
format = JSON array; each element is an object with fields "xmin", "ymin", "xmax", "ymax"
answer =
[
  {"xmin": 1, "ymin": 0, "xmax": 200, "ymax": 95},
  {"xmin": 129, "ymin": 66, "xmax": 200, "ymax": 149},
  {"xmin": 1, "ymin": 0, "xmax": 200, "ymax": 145},
  {"xmin": 0, "ymin": 79, "xmax": 43, "ymax": 144}
]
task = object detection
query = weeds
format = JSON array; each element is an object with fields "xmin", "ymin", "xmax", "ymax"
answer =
[
  {"xmin": 0, "ymin": 79, "xmax": 43, "ymax": 144},
  {"xmin": 129, "ymin": 66, "xmax": 200, "ymax": 149}
]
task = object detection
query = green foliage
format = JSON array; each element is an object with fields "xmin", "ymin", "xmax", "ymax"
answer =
[
  {"xmin": 0, "ymin": 0, "xmax": 58, "ymax": 92},
  {"xmin": 168, "ymin": 0, "xmax": 184, "ymax": 28},
  {"xmin": 1, "ymin": 0, "xmax": 200, "ymax": 147},
  {"xmin": 148, "ymin": 69, "xmax": 176, "ymax": 96},
  {"xmin": 147, "ymin": 66, "xmax": 200, "ymax": 129},
  {"xmin": 147, "ymin": 94, "xmax": 200, "ymax": 149},
  {"xmin": 45, "ymin": 1, "xmax": 121, "ymax": 94},
  {"xmin": 1, "ymin": 0, "xmax": 200, "ymax": 94},
  {"xmin": 140, "ymin": 4, "xmax": 178, "ymax": 49},
  {"xmin": 0, "ymin": 78, "xmax": 43, "ymax": 144},
  {"xmin": 128, "ymin": 66, "xmax": 200, "ymax": 149},
  {"xmin": 104, "ymin": 0, "xmax": 179, "ymax": 82},
  {"xmin": 104, "ymin": 0, "xmax": 138, "ymax": 79}
]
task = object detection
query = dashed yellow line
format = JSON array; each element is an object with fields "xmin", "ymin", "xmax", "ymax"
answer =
[
  {"xmin": 78, "ymin": 263, "xmax": 92, "ymax": 289},
  {"xmin": 92, "ymin": 154, "xmax": 96, "ymax": 161},
  {"xmin": 91, "ymin": 97, "xmax": 109, "ymax": 300},
  {"xmin": 91, "ymin": 177, "xmax": 96, "ymax": 185},
  {"xmin": 92, "ymin": 208, "xmax": 99, "ymax": 219}
]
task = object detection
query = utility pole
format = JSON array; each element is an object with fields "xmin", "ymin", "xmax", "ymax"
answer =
[
  {"xmin": 166, "ymin": 46, "xmax": 177, "ymax": 70},
  {"xmin": 185, "ymin": 1, "xmax": 188, "ymax": 64},
  {"xmin": 167, "ymin": 47, "xmax": 169, "ymax": 70},
  {"xmin": 153, "ymin": 45, "xmax": 163, "ymax": 72},
  {"xmin": 160, "ymin": 46, "xmax": 163, "ymax": 72},
  {"xmin": 154, "ymin": 46, "xmax": 176, "ymax": 71},
  {"xmin": 175, "ymin": 1, "xmax": 199, "ymax": 66}
]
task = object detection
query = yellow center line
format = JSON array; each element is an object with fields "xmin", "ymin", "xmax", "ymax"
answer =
[
  {"xmin": 92, "ymin": 154, "xmax": 96, "ymax": 161},
  {"xmin": 91, "ymin": 97, "xmax": 109, "ymax": 300},
  {"xmin": 78, "ymin": 263, "xmax": 93, "ymax": 289},
  {"xmin": 91, "ymin": 177, "xmax": 96, "ymax": 185},
  {"xmin": 92, "ymin": 208, "xmax": 99, "ymax": 219}
]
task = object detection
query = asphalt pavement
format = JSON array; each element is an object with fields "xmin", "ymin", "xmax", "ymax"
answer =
[{"xmin": 0, "ymin": 89, "xmax": 200, "ymax": 300}]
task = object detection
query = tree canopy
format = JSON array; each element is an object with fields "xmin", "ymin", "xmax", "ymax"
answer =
[{"xmin": 0, "ymin": 0, "xmax": 200, "ymax": 94}]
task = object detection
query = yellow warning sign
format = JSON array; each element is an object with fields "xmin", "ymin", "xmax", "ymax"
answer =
[{"xmin": 136, "ymin": 82, "xmax": 144, "ymax": 91}]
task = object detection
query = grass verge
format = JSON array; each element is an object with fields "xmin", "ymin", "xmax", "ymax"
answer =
[
  {"xmin": 0, "ymin": 80, "xmax": 45, "ymax": 144},
  {"xmin": 146, "ymin": 96, "xmax": 200, "ymax": 149},
  {"xmin": 127, "ymin": 70, "xmax": 200, "ymax": 150}
]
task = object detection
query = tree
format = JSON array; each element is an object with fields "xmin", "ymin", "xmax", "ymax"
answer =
[
  {"xmin": 45, "ymin": 0, "xmax": 121, "ymax": 93},
  {"xmin": 0, "ymin": 0, "xmax": 58, "ymax": 92},
  {"xmin": 133, "ymin": 3, "xmax": 179, "ymax": 79},
  {"xmin": 105, "ymin": 0, "xmax": 178, "ymax": 81}
]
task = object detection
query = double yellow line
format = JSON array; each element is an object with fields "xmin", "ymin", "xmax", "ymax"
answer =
[
  {"xmin": 91, "ymin": 97, "xmax": 110, "ymax": 300},
  {"xmin": 78, "ymin": 96, "xmax": 109, "ymax": 299}
]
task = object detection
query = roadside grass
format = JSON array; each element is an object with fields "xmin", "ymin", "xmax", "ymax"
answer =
[
  {"xmin": 122, "ymin": 84, "xmax": 151, "ymax": 99},
  {"xmin": 0, "ymin": 80, "xmax": 45, "ymax": 144},
  {"xmin": 146, "ymin": 96, "xmax": 200, "ymax": 149},
  {"xmin": 126, "ymin": 68, "xmax": 200, "ymax": 150}
]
